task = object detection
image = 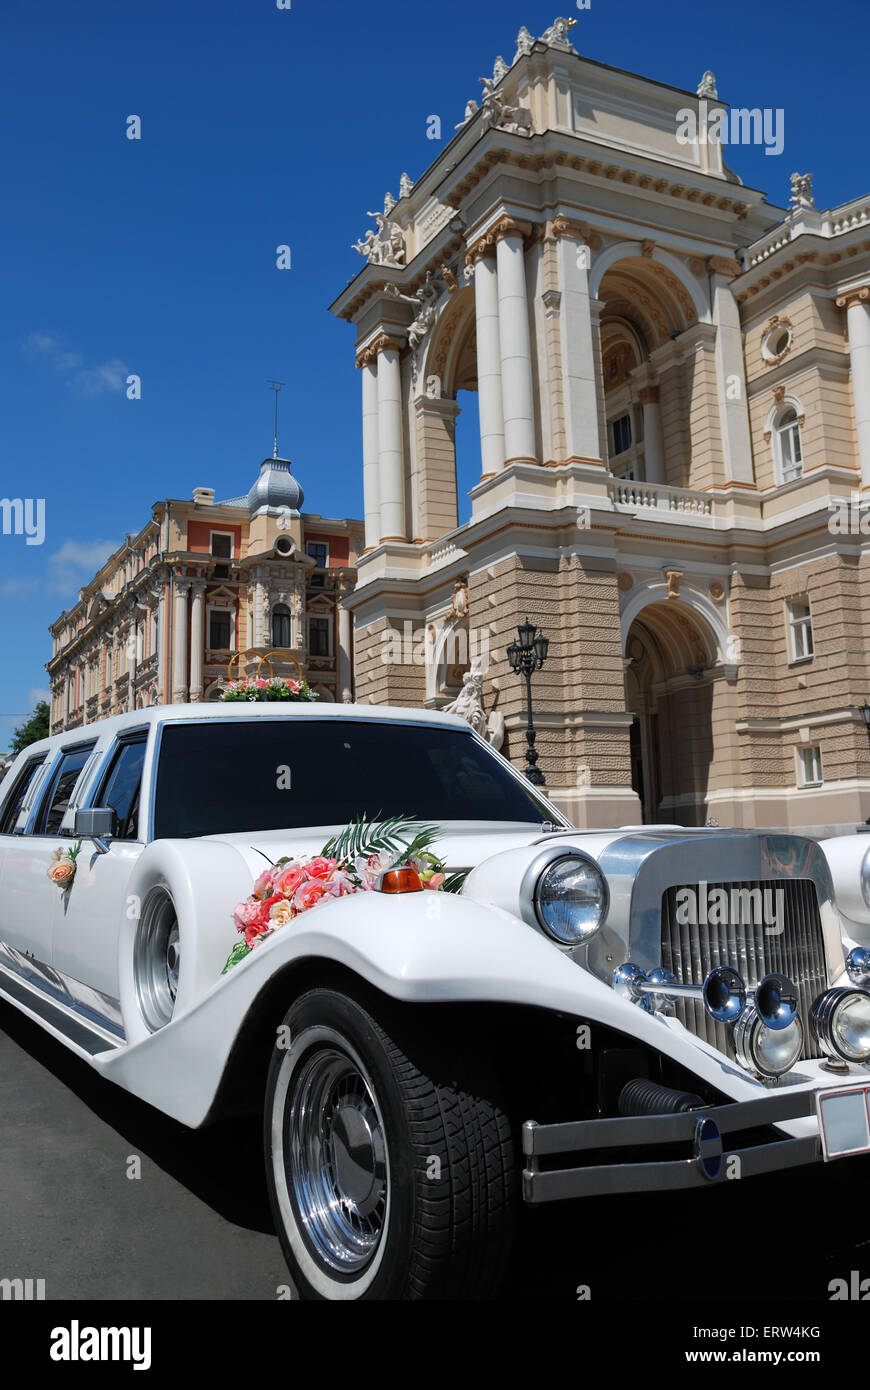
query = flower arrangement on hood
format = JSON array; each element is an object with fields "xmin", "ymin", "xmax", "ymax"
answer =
[
  {"xmin": 47, "ymin": 839, "xmax": 84, "ymax": 890},
  {"xmin": 219, "ymin": 677, "xmax": 319, "ymax": 702},
  {"xmin": 222, "ymin": 816, "xmax": 466, "ymax": 973}
]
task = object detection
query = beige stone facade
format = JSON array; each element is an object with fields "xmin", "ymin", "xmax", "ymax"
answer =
[
  {"xmin": 47, "ymin": 459, "xmax": 363, "ymax": 732},
  {"xmin": 331, "ymin": 27, "xmax": 870, "ymax": 835}
]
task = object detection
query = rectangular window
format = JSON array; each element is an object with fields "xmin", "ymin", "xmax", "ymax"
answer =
[
  {"xmin": 787, "ymin": 599, "xmax": 813, "ymax": 661},
  {"xmin": 610, "ymin": 414, "xmax": 632, "ymax": 456},
  {"xmin": 209, "ymin": 609, "xmax": 232, "ymax": 651},
  {"xmin": 210, "ymin": 532, "xmax": 233, "ymax": 558},
  {"xmin": 95, "ymin": 736, "xmax": 147, "ymax": 840},
  {"xmin": 0, "ymin": 756, "xmax": 47, "ymax": 835},
  {"xmin": 34, "ymin": 743, "xmax": 97, "ymax": 836},
  {"xmin": 309, "ymin": 617, "xmax": 330, "ymax": 657},
  {"xmin": 307, "ymin": 541, "xmax": 328, "ymax": 569},
  {"xmin": 797, "ymin": 745, "xmax": 822, "ymax": 787}
]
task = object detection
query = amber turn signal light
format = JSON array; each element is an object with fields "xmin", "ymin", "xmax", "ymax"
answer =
[{"xmin": 377, "ymin": 866, "xmax": 423, "ymax": 894}]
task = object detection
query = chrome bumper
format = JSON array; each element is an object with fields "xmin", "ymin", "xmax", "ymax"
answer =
[{"xmin": 522, "ymin": 1088, "xmax": 823, "ymax": 1203}]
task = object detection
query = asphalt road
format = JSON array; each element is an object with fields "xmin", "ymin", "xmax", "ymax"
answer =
[{"xmin": 2, "ymin": 998, "xmax": 869, "ymax": 1303}]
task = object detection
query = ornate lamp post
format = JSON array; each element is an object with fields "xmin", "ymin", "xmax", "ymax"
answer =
[
  {"xmin": 507, "ymin": 617, "xmax": 549, "ymax": 785},
  {"xmin": 860, "ymin": 701, "xmax": 870, "ymax": 746}
]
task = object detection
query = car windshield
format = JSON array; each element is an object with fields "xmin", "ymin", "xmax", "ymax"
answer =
[{"xmin": 153, "ymin": 718, "xmax": 554, "ymax": 839}]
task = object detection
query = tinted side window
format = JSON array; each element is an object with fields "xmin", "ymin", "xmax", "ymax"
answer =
[
  {"xmin": 96, "ymin": 739, "xmax": 146, "ymax": 840},
  {"xmin": 0, "ymin": 757, "xmax": 46, "ymax": 835},
  {"xmin": 35, "ymin": 745, "xmax": 96, "ymax": 836}
]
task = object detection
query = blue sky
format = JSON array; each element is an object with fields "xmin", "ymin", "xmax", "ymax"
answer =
[{"xmin": 1, "ymin": 0, "xmax": 866, "ymax": 746}]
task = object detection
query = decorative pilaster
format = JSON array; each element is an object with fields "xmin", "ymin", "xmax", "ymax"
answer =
[
  {"xmin": 709, "ymin": 259, "xmax": 754, "ymax": 485},
  {"xmin": 494, "ymin": 218, "xmax": 537, "ymax": 465},
  {"xmin": 638, "ymin": 385, "xmax": 665, "ymax": 484},
  {"xmin": 837, "ymin": 286, "xmax": 870, "ymax": 487},
  {"xmin": 553, "ymin": 216, "xmax": 601, "ymax": 464}
]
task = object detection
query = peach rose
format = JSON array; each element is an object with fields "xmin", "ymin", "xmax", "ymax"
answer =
[
  {"xmin": 269, "ymin": 899, "xmax": 295, "ymax": 928},
  {"xmin": 48, "ymin": 859, "xmax": 76, "ymax": 887}
]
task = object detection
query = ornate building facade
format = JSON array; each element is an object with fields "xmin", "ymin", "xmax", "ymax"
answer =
[
  {"xmin": 47, "ymin": 456, "xmax": 363, "ymax": 732},
  {"xmin": 331, "ymin": 20, "xmax": 870, "ymax": 835}
]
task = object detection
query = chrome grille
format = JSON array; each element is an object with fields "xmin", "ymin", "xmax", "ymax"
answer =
[{"xmin": 660, "ymin": 880, "xmax": 828, "ymax": 1061}]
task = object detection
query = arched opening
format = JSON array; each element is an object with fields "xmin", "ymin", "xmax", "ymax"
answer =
[
  {"xmin": 624, "ymin": 599, "xmax": 718, "ymax": 825},
  {"xmin": 597, "ymin": 254, "xmax": 698, "ymax": 487},
  {"xmin": 417, "ymin": 286, "xmax": 478, "ymax": 536}
]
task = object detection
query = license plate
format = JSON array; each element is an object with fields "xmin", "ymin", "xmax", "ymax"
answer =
[{"xmin": 817, "ymin": 1085, "xmax": 870, "ymax": 1160}]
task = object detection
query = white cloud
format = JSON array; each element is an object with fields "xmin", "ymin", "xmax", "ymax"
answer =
[
  {"xmin": 48, "ymin": 538, "xmax": 117, "ymax": 593},
  {"xmin": 23, "ymin": 331, "xmax": 128, "ymax": 398},
  {"xmin": 28, "ymin": 688, "xmax": 50, "ymax": 707}
]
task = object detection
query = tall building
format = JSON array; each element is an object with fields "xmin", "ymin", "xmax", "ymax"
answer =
[
  {"xmin": 47, "ymin": 455, "xmax": 363, "ymax": 731},
  {"xmin": 331, "ymin": 20, "xmax": 870, "ymax": 836}
]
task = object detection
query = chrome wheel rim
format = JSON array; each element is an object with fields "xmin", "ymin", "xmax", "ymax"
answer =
[
  {"xmin": 134, "ymin": 888, "xmax": 180, "ymax": 1032},
  {"xmin": 287, "ymin": 1045, "xmax": 388, "ymax": 1275}
]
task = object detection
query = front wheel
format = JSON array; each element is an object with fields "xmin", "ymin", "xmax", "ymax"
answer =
[{"xmin": 264, "ymin": 986, "xmax": 516, "ymax": 1300}]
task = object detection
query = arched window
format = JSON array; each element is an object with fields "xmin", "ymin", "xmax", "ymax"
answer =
[
  {"xmin": 271, "ymin": 604, "xmax": 292, "ymax": 649},
  {"xmin": 776, "ymin": 406, "xmax": 803, "ymax": 483}
]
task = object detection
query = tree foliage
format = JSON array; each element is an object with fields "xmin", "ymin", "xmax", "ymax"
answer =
[{"xmin": 10, "ymin": 701, "xmax": 50, "ymax": 754}]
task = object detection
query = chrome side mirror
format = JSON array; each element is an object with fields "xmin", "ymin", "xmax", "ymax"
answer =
[{"xmin": 74, "ymin": 806, "xmax": 115, "ymax": 853}]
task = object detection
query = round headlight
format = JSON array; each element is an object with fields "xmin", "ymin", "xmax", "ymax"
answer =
[
  {"xmin": 733, "ymin": 1006, "xmax": 804, "ymax": 1079},
  {"xmin": 534, "ymin": 854, "xmax": 608, "ymax": 946},
  {"xmin": 812, "ymin": 988, "xmax": 870, "ymax": 1064}
]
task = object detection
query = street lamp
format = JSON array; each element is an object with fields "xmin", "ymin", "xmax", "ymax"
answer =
[
  {"xmin": 507, "ymin": 617, "xmax": 549, "ymax": 785},
  {"xmin": 860, "ymin": 701, "xmax": 870, "ymax": 745}
]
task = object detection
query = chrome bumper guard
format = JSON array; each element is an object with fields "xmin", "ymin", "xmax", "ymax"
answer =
[{"xmin": 522, "ymin": 1088, "xmax": 822, "ymax": 1203}]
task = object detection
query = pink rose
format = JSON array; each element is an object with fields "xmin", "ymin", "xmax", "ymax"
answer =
[
  {"xmin": 274, "ymin": 863, "xmax": 308, "ymax": 898},
  {"xmin": 252, "ymin": 868, "xmax": 275, "ymax": 899},
  {"xmin": 255, "ymin": 678, "xmax": 269, "ymax": 689},
  {"xmin": 306, "ymin": 856, "xmax": 337, "ymax": 880},
  {"xmin": 233, "ymin": 898, "xmax": 265, "ymax": 933},
  {"xmin": 422, "ymin": 872, "xmax": 445, "ymax": 890},
  {"xmin": 294, "ymin": 879, "xmax": 329, "ymax": 912}
]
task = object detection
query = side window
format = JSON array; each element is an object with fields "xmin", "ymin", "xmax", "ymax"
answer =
[
  {"xmin": 34, "ymin": 744, "xmax": 96, "ymax": 837},
  {"xmin": 0, "ymin": 756, "xmax": 47, "ymax": 835},
  {"xmin": 95, "ymin": 738, "xmax": 147, "ymax": 840}
]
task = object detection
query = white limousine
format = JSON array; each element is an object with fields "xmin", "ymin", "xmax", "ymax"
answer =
[{"xmin": 0, "ymin": 703, "xmax": 868, "ymax": 1300}]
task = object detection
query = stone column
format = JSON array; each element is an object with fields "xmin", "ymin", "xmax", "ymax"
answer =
[
  {"xmin": 554, "ymin": 218, "xmax": 602, "ymax": 464},
  {"xmin": 157, "ymin": 583, "xmax": 167, "ymax": 704},
  {"xmin": 172, "ymin": 579, "xmax": 190, "ymax": 703},
  {"xmin": 338, "ymin": 582, "xmax": 353, "ymax": 703},
  {"xmin": 189, "ymin": 581, "xmax": 206, "ymax": 701},
  {"xmin": 358, "ymin": 353, "xmax": 381, "ymax": 547},
  {"xmin": 639, "ymin": 386, "xmax": 665, "ymax": 484},
  {"xmin": 709, "ymin": 258, "xmax": 754, "ymax": 484},
  {"xmin": 495, "ymin": 219, "xmax": 536, "ymax": 465},
  {"xmin": 837, "ymin": 287, "xmax": 870, "ymax": 487},
  {"xmin": 376, "ymin": 334, "xmax": 407, "ymax": 541},
  {"xmin": 469, "ymin": 243, "xmax": 505, "ymax": 476}
]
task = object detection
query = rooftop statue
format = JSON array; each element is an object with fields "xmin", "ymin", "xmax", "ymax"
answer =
[
  {"xmin": 540, "ymin": 16, "xmax": 577, "ymax": 52},
  {"xmin": 789, "ymin": 172, "xmax": 816, "ymax": 211},
  {"xmin": 513, "ymin": 26, "xmax": 535, "ymax": 61},
  {"xmin": 696, "ymin": 70, "xmax": 718, "ymax": 98}
]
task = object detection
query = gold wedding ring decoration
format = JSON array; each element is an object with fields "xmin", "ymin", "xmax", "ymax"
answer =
[{"xmin": 227, "ymin": 649, "xmax": 304, "ymax": 682}]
